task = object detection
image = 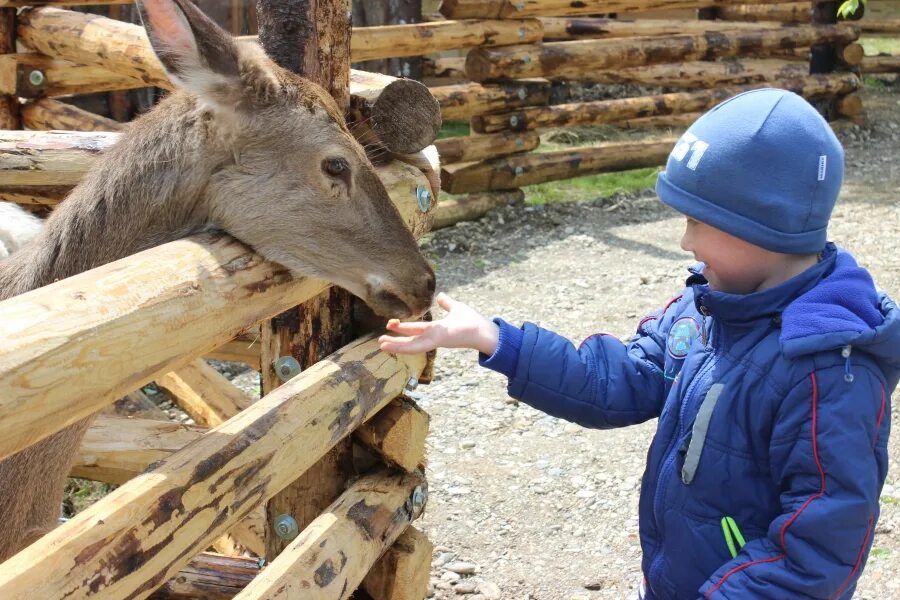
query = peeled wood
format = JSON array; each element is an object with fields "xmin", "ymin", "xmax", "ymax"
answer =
[
  {"xmin": 435, "ymin": 130, "xmax": 540, "ymax": 164},
  {"xmin": 72, "ymin": 415, "xmax": 204, "ymax": 485},
  {"xmin": 840, "ymin": 42, "xmax": 865, "ymax": 66},
  {"xmin": 150, "ymin": 553, "xmax": 263, "ymax": 600},
  {"xmin": 362, "ymin": 527, "xmax": 433, "ymax": 600},
  {"xmin": 862, "ymin": 19, "xmax": 900, "ymax": 35},
  {"xmin": 581, "ymin": 58, "xmax": 810, "ymax": 88},
  {"xmin": 472, "ymin": 73, "xmax": 859, "ymax": 133},
  {"xmin": 441, "ymin": 0, "xmax": 797, "ymax": 19},
  {"xmin": 432, "ymin": 79, "xmax": 550, "ymax": 121},
  {"xmin": 837, "ymin": 93, "xmax": 863, "ymax": 118},
  {"xmin": 0, "ymin": 53, "xmax": 147, "ymax": 98},
  {"xmin": 354, "ymin": 397, "xmax": 429, "ymax": 473},
  {"xmin": 464, "ymin": 24, "xmax": 859, "ymax": 81},
  {"xmin": 431, "ymin": 189, "xmax": 525, "ymax": 229},
  {"xmin": 441, "ymin": 138, "xmax": 675, "ymax": 194},
  {"xmin": 717, "ymin": 2, "xmax": 810, "ymax": 22},
  {"xmin": 206, "ymin": 338, "xmax": 263, "ymax": 369},
  {"xmin": 422, "ymin": 56, "xmax": 466, "ymax": 79},
  {"xmin": 613, "ymin": 112, "xmax": 701, "ymax": 130},
  {"xmin": 21, "ymin": 98, "xmax": 121, "ymax": 131},
  {"xmin": 350, "ymin": 19, "xmax": 542, "ymax": 61},
  {"xmin": 539, "ymin": 16, "xmax": 783, "ymax": 39},
  {"xmin": 157, "ymin": 359, "xmax": 254, "ymax": 428},
  {"xmin": 0, "ymin": 336, "xmax": 427, "ymax": 599},
  {"xmin": 233, "ymin": 469, "xmax": 425, "ymax": 600},
  {"xmin": 0, "ymin": 129, "xmax": 116, "ymax": 186},
  {"xmin": 861, "ymin": 54, "xmax": 900, "ymax": 74}
]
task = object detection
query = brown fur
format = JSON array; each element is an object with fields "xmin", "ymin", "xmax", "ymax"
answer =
[{"xmin": 0, "ymin": 0, "xmax": 433, "ymax": 561}]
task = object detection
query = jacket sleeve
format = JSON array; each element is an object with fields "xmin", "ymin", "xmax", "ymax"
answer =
[
  {"xmin": 478, "ymin": 301, "xmax": 676, "ymax": 429},
  {"xmin": 699, "ymin": 365, "xmax": 890, "ymax": 599}
]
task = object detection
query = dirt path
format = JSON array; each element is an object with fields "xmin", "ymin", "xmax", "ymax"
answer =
[{"xmin": 414, "ymin": 85, "xmax": 900, "ymax": 600}]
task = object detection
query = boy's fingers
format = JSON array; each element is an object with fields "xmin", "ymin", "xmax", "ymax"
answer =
[
  {"xmin": 385, "ymin": 320, "xmax": 433, "ymax": 334},
  {"xmin": 436, "ymin": 293, "xmax": 456, "ymax": 311},
  {"xmin": 379, "ymin": 335, "xmax": 436, "ymax": 354}
]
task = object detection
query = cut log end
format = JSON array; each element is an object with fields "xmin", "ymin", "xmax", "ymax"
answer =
[{"xmin": 371, "ymin": 79, "xmax": 442, "ymax": 155}]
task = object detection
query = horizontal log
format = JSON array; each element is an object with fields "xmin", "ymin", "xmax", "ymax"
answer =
[
  {"xmin": 539, "ymin": 16, "xmax": 786, "ymax": 39},
  {"xmin": 435, "ymin": 130, "xmax": 540, "ymax": 164},
  {"xmin": 156, "ymin": 359, "xmax": 254, "ymax": 428},
  {"xmin": 0, "ymin": 337, "xmax": 427, "ymax": 599},
  {"xmin": 441, "ymin": 138, "xmax": 675, "ymax": 194},
  {"xmin": 861, "ymin": 54, "xmax": 900, "ymax": 74},
  {"xmin": 837, "ymin": 93, "xmax": 863, "ymax": 118},
  {"xmin": 0, "ymin": 0, "xmax": 131, "ymax": 5},
  {"xmin": 206, "ymin": 338, "xmax": 263, "ymax": 369},
  {"xmin": 72, "ymin": 415, "xmax": 205, "ymax": 485},
  {"xmin": 841, "ymin": 42, "xmax": 865, "ymax": 66},
  {"xmin": 717, "ymin": 2, "xmax": 810, "ymax": 22},
  {"xmin": 233, "ymin": 469, "xmax": 426, "ymax": 600},
  {"xmin": 613, "ymin": 112, "xmax": 702, "ymax": 130},
  {"xmin": 472, "ymin": 73, "xmax": 859, "ymax": 132},
  {"xmin": 349, "ymin": 19, "xmax": 542, "ymax": 61},
  {"xmin": 0, "ymin": 130, "xmax": 115, "ymax": 186},
  {"xmin": 0, "ymin": 53, "xmax": 147, "ymax": 98},
  {"xmin": 354, "ymin": 397, "xmax": 429, "ymax": 473},
  {"xmin": 431, "ymin": 79, "xmax": 550, "ymax": 121},
  {"xmin": 362, "ymin": 526, "xmax": 433, "ymax": 600},
  {"xmin": 861, "ymin": 19, "xmax": 900, "ymax": 35},
  {"xmin": 18, "ymin": 8, "xmax": 441, "ymax": 153},
  {"xmin": 464, "ymin": 24, "xmax": 859, "ymax": 81},
  {"xmin": 21, "ymin": 98, "xmax": 122, "ymax": 131},
  {"xmin": 441, "ymin": 0, "xmax": 791, "ymax": 19},
  {"xmin": 422, "ymin": 56, "xmax": 466, "ymax": 79},
  {"xmin": 432, "ymin": 189, "xmax": 525, "ymax": 229},
  {"xmin": 580, "ymin": 58, "xmax": 810, "ymax": 88},
  {"xmin": 150, "ymin": 553, "xmax": 263, "ymax": 600},
  {"xmin": 0, "ymin": 156, "xmax": 427, "ymax": 462}
]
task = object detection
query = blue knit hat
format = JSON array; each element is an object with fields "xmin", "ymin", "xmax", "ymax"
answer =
[{"xmin": 655, "ymin": 88, "xmax": 844, "ymax": 254}]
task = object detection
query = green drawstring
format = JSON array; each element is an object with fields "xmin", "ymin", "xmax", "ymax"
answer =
[{"xmin": 720, "ymin": 516, "xmax": 746, "ymax": 559}]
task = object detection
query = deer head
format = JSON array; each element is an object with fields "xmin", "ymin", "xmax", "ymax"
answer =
[{"xmin": 136, "ymin": 0, "xmax": 435, "ymax": 319}]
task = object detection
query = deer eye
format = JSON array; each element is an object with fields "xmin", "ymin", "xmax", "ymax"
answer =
[{"xmin": 323, "ymin": 157, "xmax": 349, "ymax": 178}]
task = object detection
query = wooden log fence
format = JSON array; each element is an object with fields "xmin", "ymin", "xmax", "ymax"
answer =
[{"xmin": 440, "ymin": 0, "xmax": 794, "ymax": 19}]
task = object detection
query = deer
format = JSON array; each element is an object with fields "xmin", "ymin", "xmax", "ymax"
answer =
[{"xmin": 0, "ymin": 0, "xmax": 435, "ymax": 562}]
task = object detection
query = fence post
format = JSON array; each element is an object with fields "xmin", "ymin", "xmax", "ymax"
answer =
[
  {"xmin": 0, "ymin": 7, "xmax": 18, "ymax": 129},
  {"xmin": 254, "ymin": 0, "xmax": 358, "ymax": 561}
]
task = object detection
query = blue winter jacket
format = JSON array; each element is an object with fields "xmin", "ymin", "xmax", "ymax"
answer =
[{"xmin": 480, "ymin": 244, "xmax": 899, "ymax": 599}]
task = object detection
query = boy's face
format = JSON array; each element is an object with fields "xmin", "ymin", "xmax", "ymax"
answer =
[{"xmin": 680, "ymin": 217, "xmax": 784, "ymax": 294}]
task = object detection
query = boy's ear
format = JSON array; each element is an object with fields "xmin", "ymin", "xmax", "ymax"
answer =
[{"xmin": 135, "ymin": 0, "xmax": 240, "ymax": 105}]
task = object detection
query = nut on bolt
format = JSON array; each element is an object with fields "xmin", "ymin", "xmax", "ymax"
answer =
[
  {"xmin": 28, "ymin": 69, "xmax": 46, "ymax": 88},
  {"xmin": 273, "ymin": 355, "xmax": 302, "ymax": 382},
  {"xmin": 273, "ymin": 514, "xmax": 299, "ymax": 541},
  {"xmin": 405, "ymin": 376, "xmax": 419, "ymax": 391}
]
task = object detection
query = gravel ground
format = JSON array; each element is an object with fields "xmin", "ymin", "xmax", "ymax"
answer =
[{"xmin": 407, "ymin": 84, "xmax": 900, "ymax": 600}]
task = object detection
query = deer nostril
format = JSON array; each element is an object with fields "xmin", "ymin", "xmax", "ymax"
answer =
[{"xmin": 425, "ymin": 271, "xmax": 436, "ymax": 295}]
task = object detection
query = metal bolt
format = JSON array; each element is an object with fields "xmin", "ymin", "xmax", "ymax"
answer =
[
  {"xmin": 405, "ymin": 376, "xmax": 419, "ymax": 391},
  {"xmin": 518, "ymin": 27, "xmax": 526, "ymax": 39},
  {"xmin": 273, "ymin": 356, "xmax": 302, "ymax": 382},
  {"xmin": 509, "ymin": 115, "xmax": 520, "ymax": 127},
  {"xmin": 522, "ymin": 55, "xmax": 532, "ymax": 64},
  {"xmin": 517, "ymin": 87, "xmax": 527, "ymax": 100},
  {"xmin": 28, "ymin": 69, "xmax": 45, "ymax": 87},
  {"xmin": 515, "ymin": 1, "xmax": 525, "ymax": 11},
  {"xmin": 416, "ymin": 185, "xmax": 431, "ymax": 212},
  {"xmin": 515, "ymin": 137, "xmax": 524, "ymax": 147},
  {"xmin": 514, "ymin": 166, "xmax": 524, "ymax": 176},
  {"xmin": 273, "ymin": 514, "xmax": 299, "ymax": 541},
  {"xmin": 411, "ymin": 485, "xmax": 427, "ymax": 512}
]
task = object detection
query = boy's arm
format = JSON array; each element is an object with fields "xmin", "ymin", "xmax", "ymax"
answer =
[
  {"xmin": 699, "ymin": 366, "xmax": 889, "ymax": 599},
  {"xmin": 479, "ymin": 305, "xmax": 673, "ymax": 429}
]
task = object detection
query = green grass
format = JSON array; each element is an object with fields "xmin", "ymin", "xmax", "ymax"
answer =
[
  {"xmin": 523, "ymin": 167, "xmax": 661, "ymax": 205},
  {"xmin": 870, "ymin": 547, "xmax": 891, "ymax": 559},
  {"xmin": 438, "ymin": 121, "xmax": 470, "ymax": 139},
  {"xmin": 861, "ymin": 37, "xmax": 900, "ymax": 56}
]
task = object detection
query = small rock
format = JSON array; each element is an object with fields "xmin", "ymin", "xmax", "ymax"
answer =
[
  {"xmin": 446, "ymin": 561, "xmax": 478, "ymax": 575},
  {"xmin": 436, "ymin": 581, "xmax": 453, "ymax": 591},
  {"xmin": 441, "ymin": 571, "xmax": 461, "ymax": 583},
  {"xmin": 460, "ymin": 440, "xmax": 477, "ymax": 450},
  {"xmin": 434, "ymin": 551, "xmax": 455, "ymax": 567},
  {"xmin": 478, "ymin": 580, "xmax": 502, "ymax": 599},
  {"xmin": 454, "ymin": 581, "xmax": 478, "ymax": 594}
]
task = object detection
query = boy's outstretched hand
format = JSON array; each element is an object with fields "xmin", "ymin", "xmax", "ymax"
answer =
[{"xmin": 379, "ymin": 293, "xmax": 500, "ymax": 356}]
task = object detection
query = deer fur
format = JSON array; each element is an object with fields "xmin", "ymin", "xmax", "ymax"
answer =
[{"xmin": 0, "ymin": 0, "xmax": 434, "ymax": 562}]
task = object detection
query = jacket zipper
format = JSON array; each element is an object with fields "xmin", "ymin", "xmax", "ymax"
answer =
[{"xmin": 648, "ymin": 305, "xmax": 717, "ymax": 590}]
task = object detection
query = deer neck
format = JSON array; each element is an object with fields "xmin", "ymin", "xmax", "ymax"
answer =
[{"xmin": 0, "ymin": 94, "xmax": 233, "ymax": 300}]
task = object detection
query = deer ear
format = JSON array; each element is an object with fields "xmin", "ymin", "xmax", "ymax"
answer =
[{"xmin": 136, "ymin": 0, "xmax": 240, "ymax": 104}]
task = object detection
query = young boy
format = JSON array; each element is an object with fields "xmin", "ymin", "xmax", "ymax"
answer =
[{"xmin": 380, "ymin": 89, "xmax": 900, "ymax": 599}]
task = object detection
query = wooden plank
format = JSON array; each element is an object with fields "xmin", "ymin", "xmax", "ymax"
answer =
[
  {"xmin": 464, "ymin": 24, "xmax": 859, "ymax": 81},
  {"xmin": 233, "ymin": 469, "xmax": 426, "ymax": 600},
  {"xmin": 0, "ymin": 130, "xmax": 117, "ymax": 186},
  {"xmin": 717, "ymin": 2, "xmax": 811, "ymax": 22},
  {"xmin": 21, "ymin": 98, "xmax": 122, "ymax": 131},
  {"xmin": 0, "ymin": 232, "xmax": 327, "ymax": 462},
  {"xmin": 351, "ymin": 18, "xmax": 542, "ymax": 61},
  {"xmin": 432, "ymin": 189, "xmax": 524, "ymax": 230},
  {"xmin": 574, "ymin": 58, "xmax": 811, "ymax": 88},
  {"xmin": 441, "ymin": 138, "xmax": 676, "ymax": 194},
  {"xmin": 431, "ymin": 79, "xmax": 550, "ymax": 121},
  {"xmin": 0, "ymin": 53, "xmax": 147, "ymax": 97},
  {"xmin": 206, "ymin": 338, "xmax": 263, "ymax": 370},
  {"xmin": 72, "ymin": 414, "xmax": 205, "ymax": 485},
  {"xmin": 539, "ymin": 16, "xmax": 787, "ymax": 39},
  {"xmin": 0, "ymin": 336, "xmax": 427, "ymax": 600},
  {"xmin": 355, "ymin": 397, "xmax": 429, "ymax": 473},
  {"xmin": 362, "ymin": 527, "xmax": 433, "ymax": 600},
  {"xmin": 435, "ymin": 131, "xmax": 540, "ymax": 164},
  {"xmin": 861, "ymin": 54, "xmax": 900, "ymax": 73},
  {"xmin": 862, "ymin": 19, "xmax": 900, "ymax": 35},
  {"xmin": 157, "ymin": 359, "xmax": 254, "ymax": 428},
  {"xmin": 441, "ymin": 0, "xmax": 794, "ymax": 19},
  {"xmin": 151, "ymin": 553, "xmax": 263, "ymax": 600},
  {"xmin": 471, "ymin": 73, "xmax": 859, "ymax": 132}
]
